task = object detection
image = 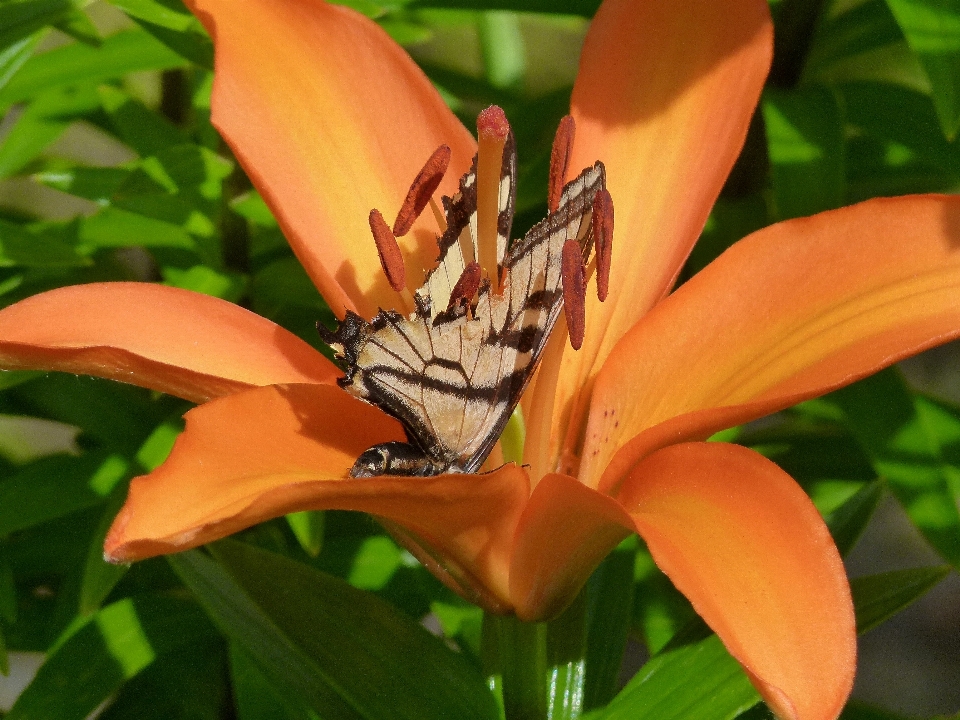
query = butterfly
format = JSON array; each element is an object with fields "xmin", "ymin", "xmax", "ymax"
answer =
[{"xmin": 320, "ymin": 130, "xmax": 607, "ymax": 478}]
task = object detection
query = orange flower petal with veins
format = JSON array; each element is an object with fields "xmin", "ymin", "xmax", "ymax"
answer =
[
  {"xmin": 105, "ymin": 383, "xmax": 530, "ymax": 609},
  {"xmin": 583, "ymin": 195, "xmax": 960, "ymax": 492},
  {"xmin": 618, "ymin": 442, "xmax": 855, "ymax": 720},
  {"xmin": 186, "ymin": 0, "xmax": 475, "ymax": 318},
  {"xmin": 0, "ymin": 283, "xmax": 336, "ymax": 403},
  {"xmin": 546, "ymin": 0, "xmax": 773, "ymax": 473}
]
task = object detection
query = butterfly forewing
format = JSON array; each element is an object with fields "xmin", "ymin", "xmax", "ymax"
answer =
[{"xmin": 322, "ymin": 142, "xmax": 605, "ymax": 476}]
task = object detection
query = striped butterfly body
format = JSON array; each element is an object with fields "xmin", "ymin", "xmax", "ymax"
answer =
[{"xmin": 321, "ymin": 133, "xmax": 607, "ymax": 478}]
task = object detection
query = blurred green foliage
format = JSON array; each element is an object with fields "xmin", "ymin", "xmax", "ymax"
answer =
[{"xmin": 0, "ymin": 0, "xmax": 958, "ymax": 718}]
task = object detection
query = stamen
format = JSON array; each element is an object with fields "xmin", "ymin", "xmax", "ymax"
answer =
[
  {"xmin": 561, "ymin": 239, "xmax": 586, "ymax": 350},
  {"xmin": 548, "ymin": 115, "xmax": 575, "ymax": 213},
  {"xmin": 447, "ymin": 261, "xmax": 482, "ymax": 310},
  {"xmin": 369, "ymin": 209, "xmax": 406, "ymax": 292},
  {"xmin": 393, "ymin": 145, "xmax": 452, "ymax": 237},
  {"xmin": 477, "ymin": 105, "xmax": 510, "ymax": 291},
  {"xmin": 593, "ymin": 188, "xmax": 614, "ymax": 302}
]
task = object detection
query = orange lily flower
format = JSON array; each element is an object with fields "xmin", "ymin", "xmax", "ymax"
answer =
[{"xmin": 2, "ymin": 0, "xmax": 960, "ymax": 718}]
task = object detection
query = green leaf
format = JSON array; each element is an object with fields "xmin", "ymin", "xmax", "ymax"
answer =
[
  {"xmin": 53, "ymin": 4, "xmax": 101, "ymax": 47},
  {"xmin": 850, "ymin": 564, "xmax": 951, "ymax": 634},
  {"xmin": 78, "ymin": 485, "xmax": 129, "ymax": 616},
  {"xmin": 584, "ymin": 634, "xmax": 759, "ymax": 720},
  {"xmin": 885, "ymin": 0, "xmax": 960, "ymax": 139},
  {"xmin": 583, "ymin": 538, "xmax": 636, "ymax": 710},
  {"xmin": 839, "ymin": 81, "xmax": 960, "ymax": 174},
  {"xmin": 829, "ymin": 368, "xmax": 960, "ymax": 566},
  {"xmin": 6, "ymin": 595, "xmax": 216, "ymax": 720},
  {"xmin": 80, "ymin": 206, "xmax": 197, "ymax": 249},
  {"xmin": 0, "ymin": 28, "xmax": 187, "ymax": 109},
  {"xmin": 0, "ymin": 0, "xmax": 72, "ymax": 53},
  {"xmin": 0, "ymin": 556, "xmax": 16, "ymax": 624},
  {"xmin": 285, "ymin": 510, "xmax": 325, "ymax": 558},
  {"xmin": 0, "ymin": 218, "xmax": 91, "ymax": 267},
  {"xmin": 763, "ymin": 86, "xmax": 844, "ymax": 219},
  {"xmin": 163, "ymin": 265, "xmax": 246, "ymax": 302},
  {"xmin": 99, "ymin": 84, "xmax": 187, "ymax": 157},
  {"xmin": 0, "ymin": 451, "xmax": 130, "ymax": 535},
  {"xmin": 170, "ymin": 540, "xmax": 499, "ymax": 720},
  {"xmin": 110, "ymin": 0, "xmax": 213, "ymax": 67},
  {"xmin": 0, "ymin": 31, "xmax": 43, "ymax": 91},
  {"xmin": 0, "ymin": 85, "xmax": 99, "ymax": 178},
  {"xmin": 826, "ymin": 480, "xmax": 885, "ymax": 556},
  {"xmin": 230, "ymin": 643, "xmax": 318, "ymax": 720}
]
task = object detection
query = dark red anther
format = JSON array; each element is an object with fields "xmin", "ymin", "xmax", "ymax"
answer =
[
  {"xmin": 548, "ymin": 115, "xmax": 575, "ymax": 213},
  {"xmin": 561, "ymin": 239, "xmax": 586, "ymax": 350},
  {"xmin": 593, "ymin": 188, "xmax": 614, "ymax": 302},
  {"xmin": 369, "ymin": 209, "xmax": 406, "ymax": 292},
  {"xmin": 447, "ymin": 261, "xmax": 482, "ymax": 310},
  {"xmin": 393, "ymin": 145, "xmax": 452, "ymax": 237}
]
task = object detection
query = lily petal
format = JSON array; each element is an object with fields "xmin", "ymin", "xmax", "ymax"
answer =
[
  {"xmin": 105, "ymin": 383, "xmax": 529, "ymax": 609},
  {"xmin": 509, "ymin": 472, "xmax": 632, "ymax": 621},
  {"xmin": 0, "ymin": 283, "xmax": 336, "ymax": 403},
  {"xmin": 583, "ymin": 195, "xmax": 960, "ymax": 492},
  {"xmin": 188, "ymin": 0, "xmax": 476, "ymax": 318},
  {"xmin": 550, "ymin": 0, "xmax": 773, "ymax": 470},
  {"xmin": 617, "ymin": 442, "xmax": 855, "ymax": 720}
]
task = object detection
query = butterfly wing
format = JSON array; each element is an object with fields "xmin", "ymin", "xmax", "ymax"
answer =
[{"xmin": 323, "ymin": 149, "xmax": 605, "ymax": 475}]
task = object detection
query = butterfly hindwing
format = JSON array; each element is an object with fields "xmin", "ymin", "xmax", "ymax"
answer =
[{"xmin": 322, "ymin": 141, "xmax": 606, "ymax": 477}]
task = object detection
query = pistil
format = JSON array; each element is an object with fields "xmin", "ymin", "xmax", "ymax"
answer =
[{"xmin": 477, "ymin": 105, "xmax": 510, "ymax": 291}]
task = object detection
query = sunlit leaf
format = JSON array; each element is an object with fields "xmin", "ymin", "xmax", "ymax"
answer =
[
  {"xmin": 885, "ymin": 0, "xmax": 960, "ymax": 139},
  {"xmin": 6, "ymin": 595, "xmax": 216, "ymax": 720}
]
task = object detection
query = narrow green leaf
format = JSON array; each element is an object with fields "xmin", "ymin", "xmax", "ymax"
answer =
[
  {"xmin": 885, "ymin": 0, "xmax": 960, "ymax": 139},
  {"xmin": 110, "ymin": 0, "xmax": 213, "ymax": 67},
  {"xmin": 80, "ymin": 206, "xmax": 197, "ymax": 249},
  {"xmin": 478, "ymin": 11, "xmax": 525, "ymax": 90},
  {"xmin": 6, "ymin": 595, "xmax": 216, "ymax": 720},
  {"xmin": 285, "ymin": 511, "xmax": 325, "ymax": 558},
  {"xmin": 0, "ymin": 32, "xmax": 43, "ymax": 91},
  {"xmin": 0, "ymin": 0, "xmax": 71, "ymax": 52},
  {"xmin": 99, "ymin": 84, "xmax": 186, "ymax": 157},
  {"xmin": 840, "ymin": 81, "xmax": 960, "ymax": 174},
  {"xmin": 53, "ymin": 4, "xmax": 101, "ymax": 47},
  {"xmin": 0, "ymin": 85, "xmax": 99, "ymax": 179},
  {"xmin": 0, "ymin": 622, "xmax": 8, "ymax": 676},
  {"xmin": 172, "ymin": 540, "xmax": 499, "ymax": 720},
  {"xmin": 78, "ymin": 485, "xmax": 130, "ymax": 616},
  {"xmin": 850, "ymin": 565, "xmax": 951, "ymax": 634},
  {"xmin": 230, "ymin": 643, "xmax": 318, "ymax": 720},
  {"xmin": 585, "ymin": 634, "xmax": 759, "ymax": 720},
  {"xmin": 0, "ymin": 451, "xmax": 130, "ymax": 535},
  {"xmin": 0, "ymin": 28, "xmax": 187, "ymax": 109},
  {"xmin": 826, "ymin": 480, "xmax": 885, "ymax": 556},
  {"xmin": 584, "ymin": 539, "xmax": 636, "ymax": 710},
  {"xmin": 0, "ymin": 556, "xmax": 16, "ymax": 624},
  {"xmin": 0, "ymin": 218, "xmax": 91, "ymax": 267},
  {"xmin": 763, "ymin": 86, "xmax": 845, "ymax": 219}
]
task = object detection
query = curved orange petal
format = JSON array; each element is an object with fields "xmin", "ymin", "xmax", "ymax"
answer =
[
  {"xmin": 583, "ymin": 195, "xmax": 960, "ymax": 492},
  {"xmin": 509, "ymin": 472, "xmax": 633, "ymax": 621},
  {"xmin": 0, "ymin": 283, "xmax": 336, "ymax": 403},
  {"xmin": 187, "ymin": 0, "xmax": 476, "ymax": 319},
  {"xmin": 545, "ymin": 0, "xmax": 772, "ymax": 472},
  {"xmin": 105, "ymin": 383, "xmax": 529, "ymax": 610},
  {"xmin": 618, "ymin": 442, "xmax": 855, "ymax": 720}
]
